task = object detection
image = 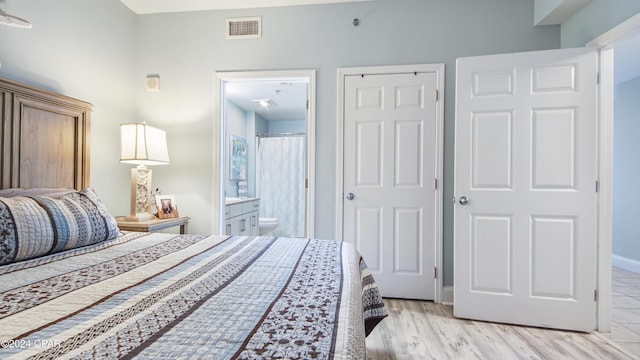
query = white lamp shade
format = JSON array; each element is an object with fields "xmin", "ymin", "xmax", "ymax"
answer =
[{"xmin": 120, "ymin": 123, "xmax": 170, "ymax": 165}]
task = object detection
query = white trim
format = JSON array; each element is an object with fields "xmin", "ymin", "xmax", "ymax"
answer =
[
  {"xmin": 213, "ymin": 76, "xmax": 224, "ymax": 234},
  {"xmin": 336, "ymin": 64, "xmax": 445, "ymax": 303},
  {"xmin": 590, "ymin": 12, "xmax": 640, "ymax": 332},
  {"xmin": 612, "ymin": 255, "xmax": 640, "ymax": 274},
  {"xmin": 213, "ymin": 69, "xmax": 316, "ymax": 237},
  {"xmin": 596, "ymin": 47, "xmax": 614, "ymax": 332},
  {"xmin": 442, "ymin": 286, "xmax": 454, "ymax": 306}
]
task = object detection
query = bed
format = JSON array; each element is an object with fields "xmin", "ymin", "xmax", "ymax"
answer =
[{"xmin": 0, "ymin": 78, "xmax": 387, "ymax": 359}]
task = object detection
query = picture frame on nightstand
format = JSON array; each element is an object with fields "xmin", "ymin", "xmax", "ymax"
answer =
[{"xmin": 155, "ymin": 194, "xmax": 179, "ymax": 219}]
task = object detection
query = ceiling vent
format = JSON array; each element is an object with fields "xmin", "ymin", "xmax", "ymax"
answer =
[{"xmin": 227, "ymin": 16, "xmax": 261, "ymax": 39}]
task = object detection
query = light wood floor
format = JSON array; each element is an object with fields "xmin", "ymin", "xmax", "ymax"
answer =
[
  {"xmin": 366, "ymin": 267, "xmax": 640, "ymax": 359},
  {"xmin": 599, "ymin": 267, "xmax": 640, "ymax": 356}
]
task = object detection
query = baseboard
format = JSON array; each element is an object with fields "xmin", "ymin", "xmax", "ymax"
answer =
[
  {"xmin": 442, "ymin": 286, "xmax": 454, "ymax": 305},
  {"xmin": 612, "ymin": 254, "xmax": 640, "ymax": 274}
]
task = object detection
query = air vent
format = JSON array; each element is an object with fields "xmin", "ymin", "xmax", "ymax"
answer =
[{"xmin": 226, "ymin": 16, "xmax": 261, "ymax": 39}]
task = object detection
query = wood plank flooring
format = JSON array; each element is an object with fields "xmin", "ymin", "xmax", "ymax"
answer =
[
  {"xmin": 598, "ymin": 267, "xmax": 640, "ymax": 356},
  {"xmin": 366, "ymin": 268, "xmax": 640, "ymax": 359}
]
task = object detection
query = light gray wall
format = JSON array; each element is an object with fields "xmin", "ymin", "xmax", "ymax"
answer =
[
  {"xmin": 534, "ymin": 0, "xmax": 562, "ymax": 25},
  {"xmin": 133, "ymin": 0, "xmax": 560, "ymax": 286},
  {"xmin": 0, "ymin": 0, "xmax": 562, "ymax": 287},
  {"xmin": 267, "ymin": 120, "xmax": 306, "ymax": 134},
  {"xmin": 561, "ymin": 0, "xmax": 640, "ymax": 47},
  {"xmin": 613, "ymin": 76, "xmax": 640, "ymax": 263},
  {"xmin": 0, "ymin": 0, "xmax": 136, "ymax": 219}
]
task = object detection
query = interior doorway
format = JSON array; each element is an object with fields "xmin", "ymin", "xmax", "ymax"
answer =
[
  {"xmin": 610, "ymin": 33, "xmax": 640, "ymax": 273},
  {"xmin": 213, "ymin": 70, "xmax": 316, "ymax": 237},
  {"xmin": 588, "ymin": 12, "xmax": 640, "ymax": 331}
]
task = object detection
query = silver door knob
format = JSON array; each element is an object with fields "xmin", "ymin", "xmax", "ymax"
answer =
[
  {"xmin": 346, "ymin": 193, "xmax": 355, "ymax": 200},
  {"xmin": 458, "ymin": 196, "xmax": 469, "ymax": 205}
]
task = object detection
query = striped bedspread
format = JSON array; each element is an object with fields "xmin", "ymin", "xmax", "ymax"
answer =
[{"xmin": 0, "ymin": 233, "xmax": 386, "ymax": 359}]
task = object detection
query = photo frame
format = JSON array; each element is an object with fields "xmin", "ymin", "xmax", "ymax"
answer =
[
  {"xmin": 155, "ymin": 194, "xmax": 179, "ymax": 219},
  {"xmin": 230, "ymin": 135, "xmax": 247, "ymax": 180}
]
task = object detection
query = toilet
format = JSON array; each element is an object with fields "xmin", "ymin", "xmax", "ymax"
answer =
[{"xmin": 258, "ymin": 217, "xmax": 279, "ymax": 236}]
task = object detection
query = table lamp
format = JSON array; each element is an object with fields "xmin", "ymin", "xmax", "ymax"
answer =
[{"xmin": 120, "ymin": 122, "xmax": 169, "ymax": 221}]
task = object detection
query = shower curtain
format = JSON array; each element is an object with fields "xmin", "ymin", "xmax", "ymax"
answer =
[{"xmin": 256, "ymin": 136, "xmax": 305, "ymax": 237}]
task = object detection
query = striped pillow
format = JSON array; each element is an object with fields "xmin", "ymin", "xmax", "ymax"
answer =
[{"xmin": 0, "ymin": 188, "xmax": 118, "ymax": 265}]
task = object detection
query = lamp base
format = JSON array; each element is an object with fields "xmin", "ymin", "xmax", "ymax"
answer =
[
  {"xmin": 128, "ymin": 166, "xmax": 155, "ymax": 222},
  {"xmin": 124, "ymin": 212, "xmax": 156, "ymax": 222}
]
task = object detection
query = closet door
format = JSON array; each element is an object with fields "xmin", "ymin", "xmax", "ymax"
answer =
[{"xmin": 342, "ymin": 70, "xmax": 439, "ymax": 300}]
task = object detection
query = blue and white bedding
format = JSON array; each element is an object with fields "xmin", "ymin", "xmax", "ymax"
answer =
[
  {"xmin": 0, "ymin": 231, "xmax": 387, "ymax": 359},
  {"xmin": 0, "ymin": 188, "xmax": 119, "ymax": 266}
]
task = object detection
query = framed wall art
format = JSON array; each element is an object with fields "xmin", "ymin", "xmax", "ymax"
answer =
[{"xmin": 230, "ymin": 135, "xmax": 247, "ymax": 180}]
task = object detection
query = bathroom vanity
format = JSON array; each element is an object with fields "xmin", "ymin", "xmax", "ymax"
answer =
[{"xmin": 225, "ymin": 198, "xmax": 260, "ymax": 235}]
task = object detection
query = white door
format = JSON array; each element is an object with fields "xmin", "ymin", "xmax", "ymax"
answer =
[
  {"xmin": 454, "ymin": 47, "xmax": 598, "ymax": 331},
  {"xmin": 343, "ymin": 72, "xmax": 437, "ymax": 300}
]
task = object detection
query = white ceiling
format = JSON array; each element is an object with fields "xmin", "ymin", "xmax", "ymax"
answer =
[
  {"xmin": 225, "ymin": 80, "xmax": 308, "ymax": 121},
  {"xmin": 119, "ymin": 0, "xmax": 372, "ymax": 14}
]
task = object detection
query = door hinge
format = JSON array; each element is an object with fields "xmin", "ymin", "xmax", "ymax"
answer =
[
  {"xmin": 434, "ymin": 267, "xmax": 438, "ymax": 279},
  {"xmin": 306, "ymin": 99, "xmax": 309, "ymax": 110},
  {"xmin": 434, "ymin": 178, "xmax": 438, "ymax": 190},
  {"xmin": 594, "ymin": 289, "xmax": 598, "ymax": 301},
  {"xmin": 435, "ymin": 89, "xmax": 439, "ymax": 102},
  {"xmin": 597, "ymin": 72, "xmax": 600, "ymax": 85},
  {"xmin": 305, "ymin": 179, "xmax": 309, "ymax": 188},
  {"xmin": 595, "ymin": 180, "xmax": 599, "ymax": 193}
]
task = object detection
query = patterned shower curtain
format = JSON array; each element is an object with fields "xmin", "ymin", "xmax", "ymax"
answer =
[{"xmin": 256, "ymin": 136, "xmax": 305, "ymax": 237}]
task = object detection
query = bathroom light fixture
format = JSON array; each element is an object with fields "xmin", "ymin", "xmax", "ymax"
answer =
[
  {"xmin": 253, "ymin": 99, "xmax": 275, "ymax": 108},
  {"xmin": 0, "ymin": 9, "xmax": 32, "ymax": 29},
  {"xmin": 120, "ymin": 122, "xmax": 170, "ymax": 221}
]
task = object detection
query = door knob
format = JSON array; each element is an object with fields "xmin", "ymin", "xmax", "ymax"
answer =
[
  {"xmin": 346, "ymin": 193, "xmax": 355, "ymax": 200},
  {"xmin": 458, "ymin": 196, "xmax": 469, "ymax": 205}
]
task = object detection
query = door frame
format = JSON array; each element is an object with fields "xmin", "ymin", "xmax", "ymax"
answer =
[
  {"xmin": 590, "ymin": 12, "xmax": 640, "ymax": 332},
  {"xmin": 335, "ymin": 64, "xmax": 445, "ymax": 302},
  {"xmin": 213, "ymin": 69, "xmax": 316, "ymax": 237}
]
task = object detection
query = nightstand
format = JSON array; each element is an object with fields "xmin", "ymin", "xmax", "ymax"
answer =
[{"xmin": 116, "ymin": 216, "xmax": 190, "ymax": 234}]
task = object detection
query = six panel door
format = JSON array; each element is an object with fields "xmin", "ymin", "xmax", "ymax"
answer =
[
  {"xmin": 454, "ymin": 47, "xmax": 598, "ymax": 331},
  {"xmin": 343, "ymin": 72, "xmax": 438, "ymax": 300}
]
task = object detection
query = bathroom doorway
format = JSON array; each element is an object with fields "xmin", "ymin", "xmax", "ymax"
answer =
[{"xmin": 214, "ymin": 70, "xmax": 316, "ymax": 237}]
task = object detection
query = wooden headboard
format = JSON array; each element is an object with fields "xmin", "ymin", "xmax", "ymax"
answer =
[{"xmin": 0, "ymin": 77, "xmax": 92, "ymax": 190}]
